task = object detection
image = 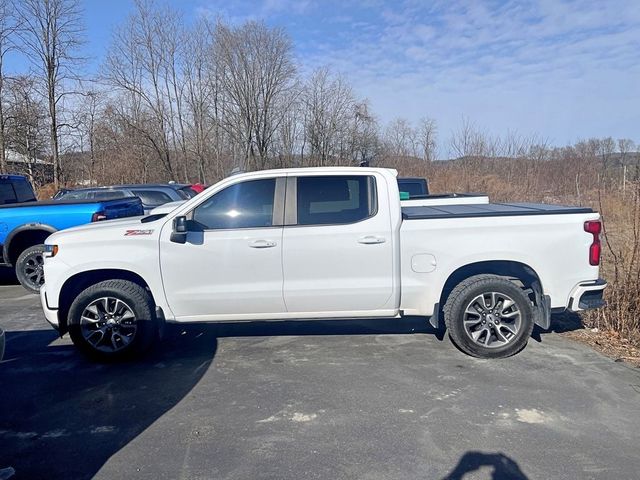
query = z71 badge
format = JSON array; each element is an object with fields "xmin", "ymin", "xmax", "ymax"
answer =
[{"xmin": 124, "ymin": 229, "xmax": 154, "ymax": 236}]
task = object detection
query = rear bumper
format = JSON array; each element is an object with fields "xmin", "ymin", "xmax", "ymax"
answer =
[
  {"xmin": 568, "ymin": 278, "xmax": 607, "ymax": 312},
  {"xmin": 40, "ymin": 284, "xmax": 60, "ymax": 331}
]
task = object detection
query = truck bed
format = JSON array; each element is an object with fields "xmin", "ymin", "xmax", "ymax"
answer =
[{"xmin": 402, "ymin": 202, "xmax": 593, "ymax": 220}]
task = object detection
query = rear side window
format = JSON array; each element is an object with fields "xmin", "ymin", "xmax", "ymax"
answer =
[
  {"xmin": 91, "ymin": 190, "xmax": 130, "ymax": 200},
  {"xmin": 12, "ymin": 180, "xmax": 36, "ymax": 202},
  {"xmin": 193, "ymin": 179, "xmax": 276, "ymax": 229},
  {"xmin": 131, "ymin": 189, "xmax": 173, "ymax": 205},
  {"xmin": 398, "ymin": 180, "xmax": 427, "ymax": 197},
  {"xmin": 0, "ymin": 183, "xmax": 17, "ymax": 204},
  {"xmin": 57, "ymin": 190, "xmax": 91, "ymax": 200},
  {"xmin": 296, "ymin": 176, "xmax": 376, "ymax": 225},
  {"xmin": 178, "ymin": 186, "xmax": 198, "ymax": 199}
]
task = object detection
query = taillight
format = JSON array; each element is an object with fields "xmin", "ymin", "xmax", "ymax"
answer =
[
  {"xmin": 92, "ymin": 211, "xmax": 107, "ymax": 222},
  {"xmin": 584, "ymin": 220, "xmax": 602, "ymax": 266}
]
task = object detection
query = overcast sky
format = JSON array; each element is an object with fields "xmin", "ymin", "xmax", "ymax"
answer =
[{"xmin": 6, "ymin": 0, "xmax": 640, "ymax": 153}]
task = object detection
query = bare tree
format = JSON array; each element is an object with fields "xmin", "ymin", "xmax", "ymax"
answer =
[
  {"xmin": 449, "ymin": 117, "xmax": 495, "ymax": 160},
  {"xmin": 417, "ymin": 117, "xmax": 437, "ymax": 162},
  {"xmin": 215, "ymin": 21, "xmax": 297, "ymax": 170},
  {"xmin": 70, "ymin": 89, "xmax": 102, "ymax": 182},
  {"xmin": 618, "ymin": 138, "xmax": 637, "ymax": 183},
  {"xmin": 4, "ymin": 75, "xmax": 49, "ymax": 181},
  {"xmin": 384, "ymin": 118, "xmax": 417, "ymax": 158},
  {"xmin": 0, "ymin": 0, "xmax": 19, "ymax": 173},
  {"xmin": 105, "ymin": 0, "xmax": 179, "ymax": 179},
  {"xmin": 350, "ymin": 101, "xmax": 378, "ymax": 165},
  {"xmin": 17, "ymin": 0, "xmax": 84, "ymax": 187},
  {"xmin": 301, "ymin": 67, "xmax": 355, "ymax": 166},
  {"xmin": 182, "ymin": 18, "xmax": 222, "ymax": 182}
]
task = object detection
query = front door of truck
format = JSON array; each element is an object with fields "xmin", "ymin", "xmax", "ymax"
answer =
[{"xmin": 160, "ymin": 177, "xmax": 286, "ymax": 320}]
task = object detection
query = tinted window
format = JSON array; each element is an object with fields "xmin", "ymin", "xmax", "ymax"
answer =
[
  {"xmin": 57, "ymin": 190, "xmax": 91, "ymax": 200},
  {"xmin": 12, "ymin": 180, "xmax": 36, "ymax": 202},
  {"xmin": 178, "ymin": 186, "xmax": 198, "ymax": 199},
  {"xmin": 0, "ymin": 183, "xmax": 16, "ymax": 204},
  {"xmin": 91, "ymin": 190, "xmax": 131, "ymax": 200},
  {"xmin": 398, "ymin": 180, "xmax": 427, "ymax": 197},
  {"xmin": 193, "ymin": 179, "xmax": 275, "ymax": 229},
  {"xmin": 131, "ymin": 189, "xmax": 173, "ymax": 205},
  {"xmin": 296, "ymin": 176, "xmax": 376, "ymax": 225}
]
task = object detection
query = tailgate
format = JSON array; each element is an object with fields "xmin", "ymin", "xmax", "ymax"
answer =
[{"xmin": 100, "ymin": 197, "xmax": 144, "ymax": 219}]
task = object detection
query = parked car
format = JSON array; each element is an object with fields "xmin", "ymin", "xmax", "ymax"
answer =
[
  {"xmin": 397, "ymin": 177, "xmax": 429, "ymax": 197},
  {"xmin": 1, "ymin": 188, "xmax": 143, "ymax": 292},
  {"xmin": 40, "ymin": 167, "xmax": 606, "ymax": 361},
  {"xmin": 54, "ymin": 183, "xmax": 198, "ymax": 214},
  {"xmin": 189, "ymin": 183, "xmax": 207, "ymax": 194},
  {"xmin": 0, "ymin": 174, "xmax": 37, "ymax": 205}
]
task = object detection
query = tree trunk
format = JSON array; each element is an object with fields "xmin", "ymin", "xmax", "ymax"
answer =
[
  {"xmin": 48, "ymin": 73, "xmax": 60, "ymax": 188},
  {"xmin": 0, "ymin": 73, "xmax": 5, "ymax": 174}
]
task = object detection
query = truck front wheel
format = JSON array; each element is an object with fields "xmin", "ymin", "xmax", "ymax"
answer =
[
  {"xmin": 444, "ymin": 274, "xmax": 534, "ymax": 359},
  {"xmin": 15, "ymin": 244, "xmax": 46, "ymax": 294},
  {"xmin": 68, "ymin": 280, "xmax": 158, "ymax": 361}
]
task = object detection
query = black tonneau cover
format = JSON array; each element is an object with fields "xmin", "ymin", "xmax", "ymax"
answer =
[{"xmin": 402, "ymin": 202, "xmax": 593, "ymax": 220}]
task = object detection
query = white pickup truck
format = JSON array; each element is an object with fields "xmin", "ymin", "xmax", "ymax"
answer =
[{"xmin": 40, "ymin": 167, "xmax": 606, "ymax": 360}]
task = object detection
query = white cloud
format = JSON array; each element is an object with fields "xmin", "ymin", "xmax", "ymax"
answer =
[{"xmin": 196, "ymin": 0, "xmax": 640, "ymax": 145}]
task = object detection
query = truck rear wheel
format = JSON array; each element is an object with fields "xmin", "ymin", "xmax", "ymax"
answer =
[
  {"xmin": 68, "ymin": 280, "xmax": 158, "ymax": 361},
  {"xmin": 444, "ymin": 274, "xmax": 534, "ymax": 359},
  {"xmin": 15, "ymin": 244, "xmax": 46, "ymax": 294}
]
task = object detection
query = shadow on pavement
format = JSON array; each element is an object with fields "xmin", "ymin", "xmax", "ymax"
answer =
[
  {"xmin": 0, "ymin": 325, "xmax": 218, "ymax": 480},
  {"xmin": 0, "ymin": 317, "xmax": 444, "ymax": 479},
  {"xmin": 531, "ymin": 311, "xmax": 585, "ymax": 342},
  {"xmin": 0, "ymin": 267, "xmax": 18, "ymax": 286},
  {"xmin": 0, "ymin": 312, "xmax": 578, "ymax": 478},
  {"xmin": 209, "ymin": 315, "xmax": 444, "ymax": 338},
  {"xmin": 442, "ymin": 451, "xmax": 529, "ymax": 479}
]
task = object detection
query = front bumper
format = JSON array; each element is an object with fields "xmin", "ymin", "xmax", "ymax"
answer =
[
  {"xmin": 40, "ymin": 284, "xmax": 60, "ymax": 331},
  {"xmin": 568, "ymin": 278, "xmax": 607, "ymax": 312}
]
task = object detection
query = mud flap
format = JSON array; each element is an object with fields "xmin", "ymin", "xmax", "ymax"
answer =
[{"xmin": 533, "ymin": 293, "xmax": 552, "ymax": 330}]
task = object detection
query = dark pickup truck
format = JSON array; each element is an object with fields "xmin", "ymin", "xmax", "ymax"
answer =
[{"xmin": 0, "ymin": 175, "xmax": 143, "ymax": 292}]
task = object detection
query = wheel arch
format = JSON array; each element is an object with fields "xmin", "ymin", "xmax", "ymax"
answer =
[
  {"xmin": 433, "ymin": 260, "xmax": 549, "ymax": 329},
  {"xmin": 58, "ymin": 269, "xmax": 155, "ymax": 334},
  {"xmin": 3, "ymin": 224, "xmax": 57, "ymax": 265}
]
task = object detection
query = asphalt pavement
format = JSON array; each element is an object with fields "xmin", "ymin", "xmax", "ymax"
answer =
[{"xmin": 1, "ymin": 267, "xmax": 640, "ymax": 480}]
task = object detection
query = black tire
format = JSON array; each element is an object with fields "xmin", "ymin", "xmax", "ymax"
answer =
[
  {"xmin": 15, "ymin": 244, "xmax": 46, "ymax": 294},
  {"xmin": 444, "ymin": 274, "xmax": 534, "ymax": 359},
  {"xmin": 68, "ymin": 280, "xmax": 158, "ymax": 361}
]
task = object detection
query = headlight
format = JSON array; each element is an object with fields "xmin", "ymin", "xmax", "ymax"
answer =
[{"xmin": 44, "ymin": 244, "xmax": 58, "ymax": 258}]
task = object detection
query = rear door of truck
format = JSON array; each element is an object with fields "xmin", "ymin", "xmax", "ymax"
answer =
[{"xmin": 281, "ymin": 172, "xmax": 395, "ymax": 314}]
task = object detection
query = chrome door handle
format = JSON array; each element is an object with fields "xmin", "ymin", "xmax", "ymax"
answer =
[
  {"xmin": 248, "ymin": 239, "xmax": 277, "ymax": 248},
  {"xmin": 358, "ymin": 235, "xmax": 386, "ymax": 245}
]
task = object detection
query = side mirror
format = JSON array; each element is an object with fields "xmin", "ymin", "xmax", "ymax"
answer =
[{"xmin": 170, "ymin": 215, "xmax": 188, "ymax": 244}]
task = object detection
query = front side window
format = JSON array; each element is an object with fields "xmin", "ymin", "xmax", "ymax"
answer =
[
  {"xmin": 193, "ymin": 179, "xmax": 276, "ymax": 229},
  {"xmin": 296, "ymin": 175, "xmax": 376, "ymax": 225}
]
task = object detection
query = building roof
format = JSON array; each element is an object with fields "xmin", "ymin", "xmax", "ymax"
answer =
[{"xmin": 6, "ymin": 149, "xmax": 50, "ymax": 165}]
